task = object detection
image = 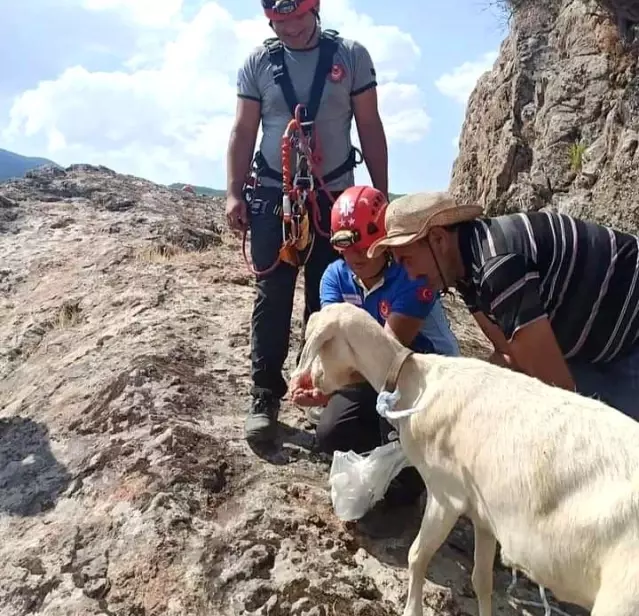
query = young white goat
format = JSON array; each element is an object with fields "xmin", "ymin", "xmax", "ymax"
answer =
[{"xmin": 293, "ymin": 302, "xmax": 639, "ymax": 616}]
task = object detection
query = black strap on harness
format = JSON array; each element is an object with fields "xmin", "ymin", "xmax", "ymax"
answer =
[{"xmin": 253, "ymin": 148, "xmax": 361, "ymax": 184}]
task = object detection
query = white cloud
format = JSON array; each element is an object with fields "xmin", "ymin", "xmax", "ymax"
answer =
[
  {"xmin": 435, "ymin": 50, "xmax": 498, "ymax": 106},
  {"xmin": 1, "ymin": 0, "xmax": 431, "ymax": 187},
  {"xmin": 378, "ymin": 83, "xmax": 430, "ymax": 143},
  {"xmin": 81, "ymin": 0, "xmax": 184, "ymax": 27}
]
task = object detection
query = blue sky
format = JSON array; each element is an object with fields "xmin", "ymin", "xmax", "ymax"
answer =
[{"xmin": 0, "ymin": 0, "xmax": 507, "ymax": 193}]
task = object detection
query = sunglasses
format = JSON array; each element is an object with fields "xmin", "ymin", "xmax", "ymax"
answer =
[{"xmin": 261, "ymin": 0, "xmax": 299, "ymax": 14}]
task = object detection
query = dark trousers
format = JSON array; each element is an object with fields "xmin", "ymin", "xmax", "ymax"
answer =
[
  {"xmin": 315, "ymin": 382, "xmax": 425, "ymax": 505},
  {"xmin": 249, "ymin": 185, "xmax": 340, "ymax": 400},
  {"xmin": 315, "ymin": 382, "xmax": 392, "ymax": 453}
]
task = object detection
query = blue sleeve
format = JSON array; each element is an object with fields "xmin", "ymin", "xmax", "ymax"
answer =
[
  {"xmin": 390, "ymin": 276, "xmax": 436, "ymax": 320},
  {"xmin": 319, "ymin": 264, "xmax": 344, "ymax": 308}
]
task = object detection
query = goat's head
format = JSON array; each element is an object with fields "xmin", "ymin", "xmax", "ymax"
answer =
[{"xmin": 292, "ymin": 303, "xmax": 373, "ymax": 394}]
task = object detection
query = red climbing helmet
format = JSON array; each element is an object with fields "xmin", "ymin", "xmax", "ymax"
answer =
[
  {"xmin": 330, "ymin": 186, "xmax": 388, "ymax": 252},
  {"xmin": 262, "ymin": 0, "xmax": 319, "ymax": 21}
]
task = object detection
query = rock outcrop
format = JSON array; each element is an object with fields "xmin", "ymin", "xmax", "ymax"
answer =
[
  {"xmin": 450, "ymin": 0, "xmax": 639, "ymax": 233},
  {"xmin": 0, "ymin": 165, "xmax": 585, "ymax": 615}
]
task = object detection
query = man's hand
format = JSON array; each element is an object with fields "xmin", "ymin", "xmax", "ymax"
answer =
[
  {"xmin": 289, "ymin": 372, "xmax": 330, "ymax": 407},
  {"xmin": 225, "ymin": 97, "xmax": 260, "ymax": 233},
  {"xmin": 226, "ymin": 195, "xmax": 248, "ymax": 233},
  {"xmin": 292, "ymin": 388, "xmax": 330, "ymax": 407},
  {"xmin": 488, "ymin": 350, "xmax": 518, "ymax": 370}
]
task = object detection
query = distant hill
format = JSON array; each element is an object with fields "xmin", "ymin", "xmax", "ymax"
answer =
[
  {"xmin": 168, "ymin": 183, "xmax": 226, "ymax": 197},
  {"xmin": 169, "ymin": 182, "xmax": 404, "ymax": 201},
  {"xmin": 0, "ymin": 148, "xmax": 59, "ymax": 182}
]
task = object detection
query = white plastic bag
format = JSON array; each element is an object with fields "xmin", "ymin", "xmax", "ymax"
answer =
[{"xmin": 328, "ymin": 440, "xmax": 410, "ymax": 521}]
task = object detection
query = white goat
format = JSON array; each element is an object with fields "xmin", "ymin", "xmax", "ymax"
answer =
[{"xmin": 292, "ymin": 302, "xmax": 639, "ymax": 616}]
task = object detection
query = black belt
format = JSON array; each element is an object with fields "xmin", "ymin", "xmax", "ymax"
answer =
[{"xmin": 253, "ymin": 147, "xmax": 362, "ymax": 185}]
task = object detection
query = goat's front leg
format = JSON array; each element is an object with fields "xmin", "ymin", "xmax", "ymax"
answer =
[
  {"xmin": 472, "ymin": 525, "xmax": 497, "ymax": 616},
  {"xmin": 402, "ymin": 491, "xmax": 459, "ymax": 616}
]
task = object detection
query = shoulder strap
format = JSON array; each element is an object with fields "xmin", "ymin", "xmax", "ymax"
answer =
[
  {"xmin": 321, "ymin": 28, "xmax": 339, "ymax": 41},
  {"xmin": 304, "ymin": 29, "xmax": 340, "ymax": 122},
  {"xmin": 264, "ymin": 36, "xmax": 299, "ymax": 119},
  {"xmin": 263, "ymin": 29, "xmax": 341, "ymax": 120}
]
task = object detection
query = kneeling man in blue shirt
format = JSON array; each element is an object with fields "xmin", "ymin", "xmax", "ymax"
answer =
[{"xmin": 291, "ymin": 186, "xmax": 460, "ymax": 507}]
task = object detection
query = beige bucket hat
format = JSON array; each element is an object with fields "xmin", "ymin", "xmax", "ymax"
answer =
[{"xmin": 367, "ymin": 191, "xmax": 484, "ymax": 259}]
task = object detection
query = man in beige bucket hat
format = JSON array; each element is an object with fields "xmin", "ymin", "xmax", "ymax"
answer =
[
  {"xmin": 367, "ymin": 192, "xmax": 483, "ymax": 257},
  {"xmin": 368, "ymin": 190, "xmax": 639, "ymax": 422}
]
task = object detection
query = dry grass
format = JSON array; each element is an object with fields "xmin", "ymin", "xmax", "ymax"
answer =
[
  {"xmin": 134, "ymin": 241, "xmax": 224, "ymax": 265},
  {"xmin": 483, "ymin": 0, "xmax": 558, "ymax": 22},
  {"xmin": 53, "ymin": 300, "xmax": 83, "ymax": 329},
  {"xmin": 569, "ymin": 140, "xmax": 588, "ymax": 172},
  {"xmin": 487, "ymin": 0, "xmax": 637, "ymax": 40},
  {"xmin": 136, "ymin": 243, "xmax": 185, "ymax": 263}
]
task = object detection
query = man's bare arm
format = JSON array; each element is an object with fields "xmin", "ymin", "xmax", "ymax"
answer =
[
  {"xmin": 352, "ymin": 87, "xmax": 388, "ymax": 197},
  {"xmin": 473, "ymin": 311, "xmax": 575, "ymax": 390},
  {"xmin": 508, "ymin": 317, "xmax": 576, "ymax": 391},
  {"xmin": 226, "ymin": 97, "xmax": 261, "ymax": 200}
]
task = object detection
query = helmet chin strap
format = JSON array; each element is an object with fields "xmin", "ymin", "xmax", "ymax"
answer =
[
  {"xmin": 426, "ymin": 235, "xmax": 450, "ymax": 293},
  {"xmin": 371, "ymin": 256, "xmax": 389, "ymax": 279}
]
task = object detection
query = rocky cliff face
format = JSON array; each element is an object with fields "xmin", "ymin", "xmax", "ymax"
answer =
[
  {"xmin": 450, "ymin": 0, "xmax": 639, "ymax": 233},
  {"xmin": 0, "ymin": 165, "xmax": 586, "ymax": 615}
]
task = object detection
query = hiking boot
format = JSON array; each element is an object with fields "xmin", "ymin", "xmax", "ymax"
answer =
[{"xmin": 244, "ymin": 394, "xmax": 280, "ymax": 444}]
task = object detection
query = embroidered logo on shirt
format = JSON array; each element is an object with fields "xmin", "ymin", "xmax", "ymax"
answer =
[
  {"xmin": 416, "ymin": 286, "xmax": 434, "ymax": 302},
  {"xmin": 379, "ymin": 299, "xmax": 391, "ymax": 319},
  {"xmin": 329, "ymin": 64, "xmax": 346, "ymax": 83},
  {"xmin": 342, "ymin": 293, "xmax": 362, "ymax": 305}
]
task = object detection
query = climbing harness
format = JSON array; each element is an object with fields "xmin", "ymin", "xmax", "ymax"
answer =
[
  {"xmin": 241, "ymin": 103, "xmax": 326, "ymax": 276},
  {"xmin": 241, "ymin": 28, "xmax": 363, "ymax": 278}
]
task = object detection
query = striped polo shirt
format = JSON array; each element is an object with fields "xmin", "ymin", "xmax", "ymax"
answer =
[{"xmin": 456, "ymin": 210, "xmax": 639, "ymax": 363}]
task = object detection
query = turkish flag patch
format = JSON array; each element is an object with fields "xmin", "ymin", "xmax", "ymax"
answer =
[
  {"xmin": 379, "ymin": 299, "xmax": 391, "ymax": 319},
  {"xmin": 329, "ymin": 63, "xmax": 346, "ymax": 83},
  {"xmin": 416, "ymin": 286, "xmax": 434, "ymax": 303}
]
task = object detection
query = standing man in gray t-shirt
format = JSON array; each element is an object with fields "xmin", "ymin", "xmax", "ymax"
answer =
[{"xmin": 225, "ymin": 0, "xmax": 388, "ymax": 447}]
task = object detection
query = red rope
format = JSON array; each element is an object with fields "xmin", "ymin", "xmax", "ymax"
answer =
[{"xmin": 242, "ymin": 103, "xmax": 336, "ymax": 277}]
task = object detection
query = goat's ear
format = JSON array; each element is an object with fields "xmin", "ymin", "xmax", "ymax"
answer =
[{"xmin": 296, "ymin": 312, "xmax": 339, "ymax": 372}]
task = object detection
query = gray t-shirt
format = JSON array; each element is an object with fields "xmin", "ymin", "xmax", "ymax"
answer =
[{"xmin": 236, "ymin": 31, "xmax": 377, "ymax": 192}]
